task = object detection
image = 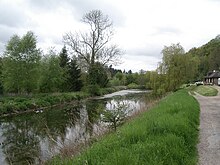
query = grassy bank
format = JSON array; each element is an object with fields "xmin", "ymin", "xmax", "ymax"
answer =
[
  {"xmin": 0, "ymin": 86, "xmax": 127, "ymax": 117},
  {"xmin": 0, "ymin": 92, "xmax": 90, "ymax": 116},
  {"xmin": 47, "ymin": 89, "xmax": 200, "ymax": 165},
  {"xmin": 188, "ymin": 85, "xmax": 218, "ymax": 96}
]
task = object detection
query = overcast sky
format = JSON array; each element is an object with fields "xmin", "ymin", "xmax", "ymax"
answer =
[{"xmin": 0, "ymin": 0, "xmax": 220, "ymax": 72}]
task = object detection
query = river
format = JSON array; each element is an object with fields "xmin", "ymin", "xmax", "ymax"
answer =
[{"xmin": 0, "ymin": 89, "xmax": 150, "ymax": 165}]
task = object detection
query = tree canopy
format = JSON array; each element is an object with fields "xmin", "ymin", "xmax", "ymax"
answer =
[{"xmin": 2, "ymin": 31, "xmax": 41, "ymax": 94}]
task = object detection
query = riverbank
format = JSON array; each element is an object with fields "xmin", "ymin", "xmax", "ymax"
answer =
[
  {"xmin": 47, "ymin": 89, "xmax": 200, "ymax": 165},
  {"xmin": 0, "ymin": 86, "xmax": 127, "ymax": 117}
]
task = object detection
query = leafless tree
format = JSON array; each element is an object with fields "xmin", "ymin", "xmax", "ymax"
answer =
[{"xmin": 63, "ymin": 10, "xmax": 123, "ymax": 70}]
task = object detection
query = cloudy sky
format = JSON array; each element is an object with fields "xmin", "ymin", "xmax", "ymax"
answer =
[{"xmin": 0, "ymin": 0, "xmax": 220, "ymax": 72}]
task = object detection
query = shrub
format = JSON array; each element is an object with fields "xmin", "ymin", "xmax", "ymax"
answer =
[{"xmin": 86, "ymin": 84, "xmax": 101, "ymax": 96}]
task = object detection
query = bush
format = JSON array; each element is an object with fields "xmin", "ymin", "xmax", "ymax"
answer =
[
  {"xmin": 86, "ymin": 84, "xmax": 101, "ymax": 96},
  {"xmin": 127, "ymin": 83, "xmax": 139, "ymax": 89}
]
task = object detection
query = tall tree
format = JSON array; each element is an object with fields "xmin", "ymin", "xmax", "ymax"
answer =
[
  {"xmin": 39, "ymin": 50, "xmax": 63, "ymax": 93},
  {"xmin": 59, "ymin": 45, "xmax": 69, "ymax": 68},
  {"xmin": 68, "ymin": 59, "xmax": 83, "ymax": 91},
  {"xmin": 160, "ymin": 43, "xmax": 186, "ymax": 91},
  {"xmin": 59, "ymin": 46, "xmax": 70, "ymax": 92},
  {"xmin": 2, "ymin": 31, "xmax": 41, "ymax": 94},
  {"xmin": 63, "ymin": 10, "xmax": 122, "ymax": 71}
]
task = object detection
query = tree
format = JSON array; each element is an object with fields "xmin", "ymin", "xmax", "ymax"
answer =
[
  {"xmin": 39, "ymin": 50, "xmax": 63, "ymax": 93},
  {"xmin": 59, "ymin": 46, "xmax": 70, "ymax": 92},
  {"xmin": 63, "ymin": 10, "xmax": 122, "ymax": 71},
  {"xmin": 2, "ymin": 31, "xmax": 41, "ymax": 94},
  {"xmin": 87, "ymin": 62, "xmax": 109, "ymax": 88},
  {"xmin": 68, "ymin": 59, "xmax": 83, "ymax": 91},
  {"xmin": 59, "ymin": 45, "xmax": 69, "ymax": 68},
  {"xmin": 102, "ymin": 100, "xmax": 130, "ymax": 131}
]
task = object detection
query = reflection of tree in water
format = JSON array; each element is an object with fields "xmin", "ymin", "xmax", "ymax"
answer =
[
  {"xmin": 85, "ymin": 99, "xmax": 106, "ymax": 135},
  {"xmin": 0, "ymin": 93, "xmax": 148, "ymax": 164},
  {"xmin": 0, "ymin": 104, "xmax": 82, "ymax": 164},
  {"xmin": 1, "ymin": 119, "xmax": 41, "ymax": 165}
]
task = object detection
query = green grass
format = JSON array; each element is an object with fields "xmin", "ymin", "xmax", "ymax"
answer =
[
  {"xmin": 194, "ymin": 85, "xmax": 218, "ymax": 96},
  {"xmin": 47, "ymin": 89, "xmax": 200, "ymax": 165}
]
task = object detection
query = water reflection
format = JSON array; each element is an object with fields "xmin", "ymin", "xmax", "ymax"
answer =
[{"xmin": 0, "ymin": 90, "xmax": 149, "ymax": 165}]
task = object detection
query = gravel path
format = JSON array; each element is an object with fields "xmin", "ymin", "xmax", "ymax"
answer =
[{"xmin": 195, "ymin": 86, "xmax": 220, "ymax": 165}]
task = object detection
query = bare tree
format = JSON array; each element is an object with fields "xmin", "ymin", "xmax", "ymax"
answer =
[{"xmin": 63, "ymin": 10, "xmax": 122, "ymax": 70}]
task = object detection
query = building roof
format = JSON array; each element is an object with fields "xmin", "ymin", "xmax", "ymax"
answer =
[{"xmin": 205, "ymin": 71, "xmax": 220, "ymax": 78}]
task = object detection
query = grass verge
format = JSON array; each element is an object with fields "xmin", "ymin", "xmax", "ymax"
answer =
[
  {"xmin": 47, "ymin": 89, "xmax": 200, "ymax": 165},
  {"xmin": 187, "ymin": 85, "xmax": 218, "ymax": 96}
]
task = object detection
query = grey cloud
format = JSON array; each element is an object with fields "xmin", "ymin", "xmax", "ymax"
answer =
[
  {"xmin": 27, "ymin": 0, "xmax": 126, "ymax": 27},
  {"xmin": 0, "ymin": 25, "xmax": 19, "ymax": 54},
  {"xmin": 154, "ymin": 26, "xmax": 182, "ymax": 35},
  {"xmin": 67, "ymin": 0, "xmax": 126, "ymax": 27},
  {"xmin": 0, "ymin": 25, "xmax": 13, "ymax": 43},
  {"xmin": 0, "ymin": 3, "xmax": 28, "ymax": 28},
  {"xmin": 126, "ymin": 46, "xmax": 162, "ymax": 58},
  {"xmin": 26, "ymin": 0, "xmax": 63, "ymax": 10}
]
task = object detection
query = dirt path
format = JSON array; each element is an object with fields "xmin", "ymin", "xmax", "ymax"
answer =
[{"xmin": 195, "ymin": 86, "xmax": 220, "ymax": 165}]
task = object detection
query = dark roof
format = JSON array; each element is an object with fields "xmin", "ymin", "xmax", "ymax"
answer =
[{"xmin": 205, "ymin": 71, "xmax": 220, "ymax": 78}]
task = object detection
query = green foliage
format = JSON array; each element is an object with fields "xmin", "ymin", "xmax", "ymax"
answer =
[
  {"xmin": 2, "ymin": 31, "xmax": 41, "ymax": 94},
  {"xmin": 146, "ymin": 71, "xmax": 166, "ymax": 96},
  {"xmin": 187, "ymin": 35, "xmax": 220, "ymax": 80},
  {"xmin": 48, "ymin": 90, "xmax": 199, "ymax": 165},
  {"xmin": 86, "ymin": 84, "xmax": 101, "ymax": 96},
  {"xmin": 59, "ymin": 46, "xmax": 69, "ymax": 68},
  {"xmin": 67, "ymin": 59, "xmax": 83, "ymax": 91},
  {"xmin": 87, "ymin": 62, "xmax": 109, "ymax": 88},
  {"xmin": 39, "ymin": 50, "xmax": 63, "ymax": 93},
  {"xmin": 151, "ymin": 43, "xmax": 200, "ymax": 94},
  {"xmin": 160, "ymin": 43, "xmax": 186, "ymax": 91},
  {"xmin": 127, "ymin": 83, "xmax": 140, "ymax": 89},
  {"xmin": 125, "ymin": 73, "xmax": 135, "ymax": 85},
  {"xmin": 109, "ymin": 77, "xmax": 122, "ymax": 86},
  {"xmin": 0, "ymin": 92, "xmax": 90, "ymax": 116},
  {"xmin": 59, "ymin": 46, "xmax": 70, "ymax": 92}
]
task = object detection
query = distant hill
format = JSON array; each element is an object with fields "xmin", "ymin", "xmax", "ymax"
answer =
[{"xmin": 187, "ymin": 35, "xmax": 220, "ymax": 79}]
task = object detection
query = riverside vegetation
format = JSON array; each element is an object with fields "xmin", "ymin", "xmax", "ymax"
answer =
[
  {"xmin": 0, "ymin": 86, "xmax": 127, "ymax": 117},
  {"xmin": 47, "ymin": 89, "xmax": 200, "ymax": 165}
]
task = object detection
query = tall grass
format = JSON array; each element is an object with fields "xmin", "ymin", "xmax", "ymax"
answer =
[{"xmin": 47, "ymin": 89, "xmax": 200, "ymax": 165}]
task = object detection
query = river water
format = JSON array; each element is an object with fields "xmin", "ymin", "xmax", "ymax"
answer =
[{"xmin": 0, "ymin": 89, "xmax": 150, "ymax": 165}]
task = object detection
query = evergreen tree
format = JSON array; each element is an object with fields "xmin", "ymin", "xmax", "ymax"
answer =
[
  {"xmin": 68, "ymin": 59, "xmax": 83, "ymax": 91},
  {"xmin": 87, "ymin": 62, "xmax": 109, "ymax": 88},
  {"xmin": 59, "ymin": 46, "xmax": 69, "ymax": 68},
  {"xmin": 59, "ymin": 46, "xmax": 70, "ymax": 92}
]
